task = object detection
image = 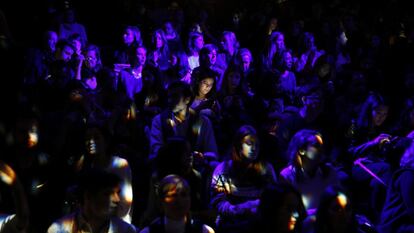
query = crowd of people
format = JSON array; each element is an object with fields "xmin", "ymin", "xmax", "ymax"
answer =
[{"xmin": 1, "ymin": 0, "xmax": 414, "ymax": 232}]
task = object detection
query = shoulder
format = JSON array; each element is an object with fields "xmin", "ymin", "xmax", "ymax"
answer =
[
  {"xmin": 202, "ymin": 224, "xmax": 215, "ymax": 233},
  {"xmin": 110, "ymin": 217, "xmax": 137, "ymax": 233},
  {"xmin": 279, "ymin": 165, "xmax": 295, "ymax": 182},
  {"xmin": 111, "ymin": 156, "xmax": 130, "ymax": 167},
  {"xmin": 139, "ymin": 227, "xmax": 150, "ymax": 233},
  {"xmin": 47, "ymin": 214, "xmax": 76, "ymax": 233}
]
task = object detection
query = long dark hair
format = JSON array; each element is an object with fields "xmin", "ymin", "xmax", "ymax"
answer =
[
  {"xmin": 230, "ymin": 125, "xmax": 271, "ymax": 184},
  {"xmin": 287, "ymin": 129, "xmax": 329, "ymax": 180},
  {"xmin": 357, "ymin": 92, "xmax": 389, "ymax": 130}
]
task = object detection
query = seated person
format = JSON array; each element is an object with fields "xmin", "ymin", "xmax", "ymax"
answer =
[
  {"xmin": 140, "ymin": 174, "xmax": 214, "ymax": 233},
  {"xmin": 210, "ymin": 125, "xmax": 277, "ymax": 233},
  {"xmin": 47, "ymin": 168, "xmax": 136, "ymax": 233},
  {"xmin": 149, "ymin": 81, "xmax": 218, "ymax": 169}
]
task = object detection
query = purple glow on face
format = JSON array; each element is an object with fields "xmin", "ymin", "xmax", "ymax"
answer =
[
  {"xmin": 61, "ymin": 46, "xmax": 74, "ymax": 62},
  {"xmin": 48, "ymin": 31, "xmax": 58, "ymax": 52},
  {"xmin": 208, "ymin": 49, "xmax": 217, "ymax": 65},
  {"xmin": 123, "ymin": 29, "xmax": 135, "ymax": 45},
  {"xmin": 242, "ymin": 54, "xmax": 251, "ymax": 71},
  {"xmin": 136, "ymin": 47, "xmax": 146, "ymax": 66},
  {"xmin": 85, "ymin": 50, "xmax": 98, "ymax": 68},
  {"xmin": 155, "ymin": 33, "xmax": 163, "ymax": 48}
]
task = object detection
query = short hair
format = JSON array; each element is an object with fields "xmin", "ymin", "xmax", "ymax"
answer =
[
  {"xmin": 157, "ymin": 174, "xmax": 190, "ymax": 200},
  {"xmin": 77, "ymin": 168, "xmax": 121, "ymax": 203},
  {"xmin": 167, "ymin": 81, "xmax": 194, "ymax": 108}
]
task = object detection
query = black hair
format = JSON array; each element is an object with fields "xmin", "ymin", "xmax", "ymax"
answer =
[
  {"xmin": 166, "ymin": 81, "xmax": 194, "ymax": 109},
  {"xmin": 76, "ymin": 168, "xmax": 121, "ymax": 204}
]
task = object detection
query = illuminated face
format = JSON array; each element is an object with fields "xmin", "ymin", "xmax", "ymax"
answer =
[
  {"xmin": 60, "ymin": 45, "xmax": 74, "ymax": 62},
  {"xmin": 305, "ymin": 36, "xmax": 315, "ymax": 50},
  {"xmin": 194, "ymin": 36, "xmax": 204, "ymax": 51},
  {"xmin": 164, "ymin": 22, "xmax": 175, "ymax": 35},
  {"xmin": 241, "ymin": 54, "xmax": 251, "ymax": 71},
  {"xmin": 85, "ymin": 133, "xmax": 104, "ymax": 155},
  {"xmin": 372, "ymin": 105, "xmax": 388, "ymax": 127},
  {"xmin": 207, "ymin": 49, "xmax": 217, "ymax": 66},
  {"xmin": 136, "ymin": 47, "xmax": 146, "ymax": 66},
  {"xmin": 155, "ymin": 33, "xmax": 163, "ymax": 49},
  {"xmin": 275, "ymin": 192, "xmax": 301, "ymax": 232},
  {"xmin": 162, "ymin": 182, "xmax": 191, "ymax": 218},
  {"xmin": 221, "ymin": 34, "xmax": 232, "ymax": 52},
  {"xmin": 71, "ymin": 39, "xmax": 82, "ymax": 54},
  {"xmin": 283, "ymin": 51, "xmax": 293, "ymax": 70},
  {"xmin": 276, "ymin": 34, "xmax": 285, "ymax": 50},
  {"xmin": 123, "ymin": 29, "xmax": 135, "ymax": 45},
  {"xmin": 240, "ymin": 135, "xmax": 257, "ymax": 160},
  {"xmin": 173, "ymin": 97, "xmax": 189, "ymax": 113},
  {"xmin": 85, "ymin": 50, "xmax": 98, "ymax": 69},
  {"xmin": 198, "ymin": 78, "xmax": 214, "ymax": 97},
  {"xmin": 300, "ymin": 135, "xmax": 323, "ymax": 170},
  {"xmin": 88, "ymin": 186, "xmax": 121, "ymax": 219},
  {"xmin": 47, "ymin": 31, "xmax": 58, "ymax": 52}
]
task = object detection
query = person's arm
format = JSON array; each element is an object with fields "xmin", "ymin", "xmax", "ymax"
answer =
[
  {"xmin": 198, "ymin": 116, "xmax": 218, "ymax": 161},
  {"xmin": 149, "ymin": 114, "xmax": 164, "ymax": 162},
  {"xmin": 348, "ymin": 133, "xmax": 391, "ymax": 158},
  {"xmin": 210, "ymin": 163, "xmax": 259, "ymax": 217},
  {"xmin": 0, "ymin": 161, "xmax": 29, "ymax": 232},
  {"xmin": 74, "ymin": 54, "xmax": 84, "ymax": 81}
]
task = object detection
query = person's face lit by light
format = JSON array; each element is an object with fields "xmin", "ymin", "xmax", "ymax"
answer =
[
  {"xmin": 155, "ymin": 32, "xmax": 163, "ymax": 49},
  {"xmin": 86, "ymin": 185, "xmax": 121, "ymax": 219},
  {"xmin": 162, "ymin": 181, "xmax": 191, "ymax": 219},
  {"xmin": 240, "ymin": 135, "xmax": 257, "ymax": 161},
  {"xmin": 208, "ymin": 49, "xmax": 217, "ymax": 66},
  {"xmin": 198, "ymin": 78, "xmax": 214, "ymax": 97},
  {"xmin": 60, "ymin": 45, "xmax": 74, "ymax": 62},
  {"xmin": 123, "ymin": 29, "xmax": 135, "ymax": 45},
  {"xmin": 194, "ymin": 36, "xmax": 204, "ymax": 51},
  {"xmin": 241, "ymin": 54, "xmax": 251, "ymax": 72},
  {"xmin": 71, "ymin": 39, "xmax": 82, "ymax": 54},
  {"xmin": 47, "ymin": 31, "xmax": 58, "ymax": 52},
  {"xmin": 221, "ymin": 34, "xmax": 232, "ymax": 52},
  {"xmin": 276, "ymin": 34, "xmax": 285, "ymax": 50},
  {"xmin": 136, "ymin": 47, "xmax": 146, "ymax": 66},
  {"xmin": 283, "ymin": 51, "xmax": 293, "ymax": 70},
  {"xmin": 85, "ymin": 50, "xmax": 98, "ymax": 69},
  {"xmin": 164, "ymin": 22, "xmax": 175, "ymax": 36},
  {"xmin": 173, "ymin": 97, "xmax": 190, "ymax": 114},
  {"xmin": 372, "ymin": 105, "xmax": 388, "ymax": 127}
]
